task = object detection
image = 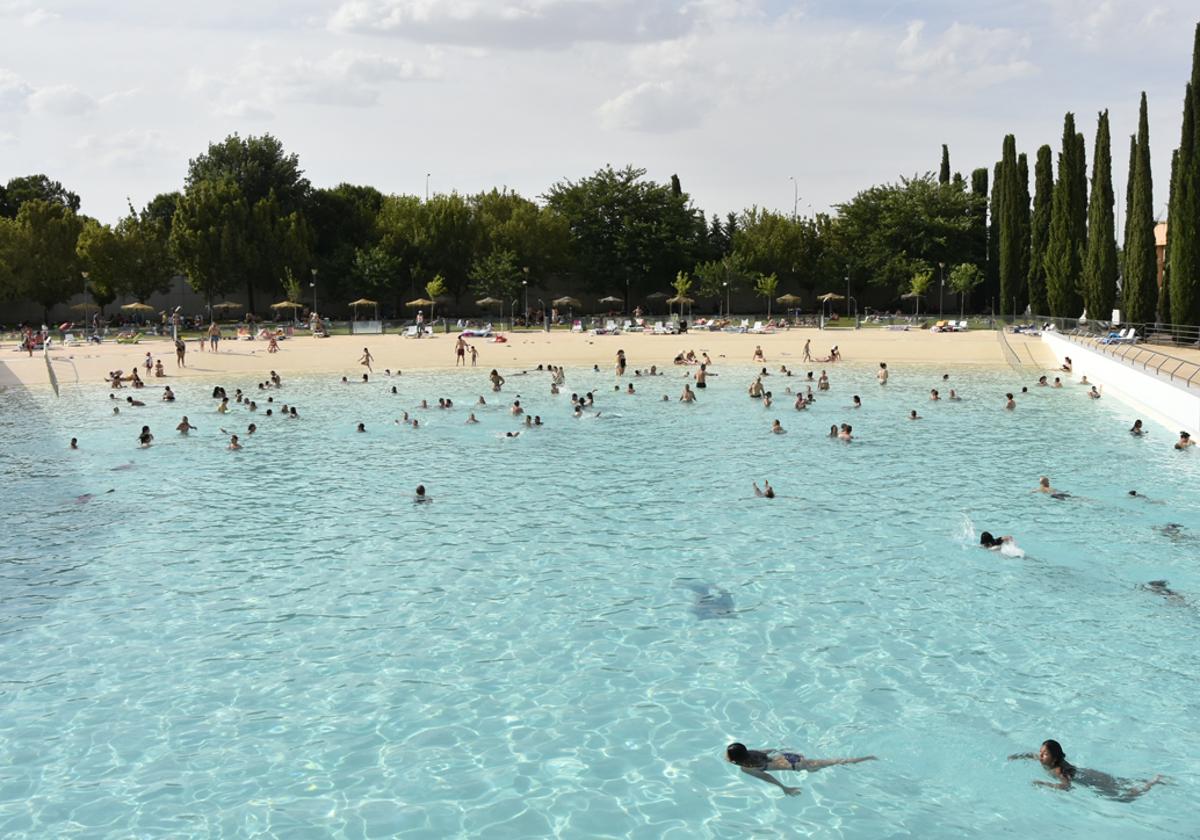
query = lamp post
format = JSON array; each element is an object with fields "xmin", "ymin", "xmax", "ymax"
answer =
[
  {"xmin": 425, "ymin": 173, "xmax": 430, "ymax": 202},
  {"xmin": 938, "ymin": 262, "xmax": 945, "ymax": 317},
  {"xmin": 522, "ymin": 268, "xmax": 529, "ymax": 325},
  {"xmin": 310, "ymin": 268, "xmax": 318, "ymax": 321},
  {"xmin": 789, "ymin": 176, "xmax": 798, "ymax": 220},
  {"xmin": 845, "ymin": 273, "xmax": 850, "ymax": 317}
]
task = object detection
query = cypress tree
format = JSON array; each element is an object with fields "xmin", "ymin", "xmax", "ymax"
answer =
[
  {"xmin": 1072, "ymin": 130, "xmax": 1089, "ymax": 264},
  {"xmin": 940, "ymin": 145, "xmax": 951, "ymax": 184},
  {"xmin": 1028, "ymin": 145, "xmax": 1053, "ymax": 315},
  {"xmin": 998, "ymin": 136, "xmax": 1025, "ymax": 318},
  {"xmin": 1045, "ymin": 114, "xmax": 1086, "ymax": 316},
  {"xmin": 1124, "ymin": 92, "xmax": 1158, "ymax": 323},
  {"xmin": 1017, "ymin": 152, "xmax": 1031, "ymax": 307},
  {"xmin": 987, "ymin": 161, "xmax": 1002, "ymax": 309},
  {"xmin": 1169, "ymin": 85, "xmax": 1198, "ymax": 324},
  {"xmin": 971, "ymin": 167, "xmax": 989, "ymax": 267},
  {"xmin": 1123, "ymin": 132, "xmax": 1136, "ymax": 271},
  {"xmin": 1164, "ymin": 149, "xmax": 1179, "ymax": 322},
  {"xmin": 1082, "ymin": 110, "xmax": 1118, "ymax": 321}
]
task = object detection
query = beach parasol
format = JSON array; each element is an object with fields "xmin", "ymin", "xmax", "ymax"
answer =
[
  {"xmin": 475, "ymin": 296, "xmax": 502, "ymax": 306},
  {"xmin": 816, "ymin": 292, "xmax": 844, "ymax": 302},
  {"xmin": 212, "ymin": 301, "xmax": 243, "ymax": 311},
  {"xmin": 646, "ymin": 291, "xmax": 670, "ymax": 300},
  {"xmin": 552, "ymin": 296, "xmax": 581, "ymax": 309},
  {"xmin": 270, "ymin": 300, "xmax": 303, "ymax": 311},
  {"xmin": 665, "ymin": 295, "xmax": 695, "ymax": 305},
  {"xmin": 598, "ymin": 295, "xmax": 623, "ymax": 305},
  {"xmin": 406, "ymin": 298, "xmax": 435, "ymax": 307},
  {"xmin": 120, "ymin": 302, "xmax": 154, "ymax": 312},
  {"xmin": 900, "ymin": 291, "xmax": 923, "ymax": 320},
  {"xmin": 349, "ymin": 298, "xmax": 379, "ymax": 320},
  {"xmin": 776, "ymin": 293, "xmax": 802, "ymax": 305}
]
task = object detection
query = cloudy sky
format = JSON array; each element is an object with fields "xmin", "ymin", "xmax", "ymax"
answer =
[{"xmin": 1, "ymin": 0, "xmax": 1196, "ymax": 225}]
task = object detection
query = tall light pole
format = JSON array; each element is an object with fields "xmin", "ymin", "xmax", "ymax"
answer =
[
  {"xmin": 522, "ymin": 267, "xmax": 529, "ymax": 325},
  {"xmin": 724, "ymin": 281, "xmax": 730, "ymax": 318},
  {"xmin": 425, "ymin": 173, "xmax": 430, "ymax": 202},
  {"xmin": 310, "ymin": 268, "xmax": 318, "ymax": 319},
  {"xmin": 938, "ymin": 261, "xmax": 945, "ymax": 316},
  {"xmin": 845, "ymin": 272, "xmax": 850, "ymax": 317},
  {"xmin": 789, "ymin": 176, "xmax": 798, "ymax": 220}
]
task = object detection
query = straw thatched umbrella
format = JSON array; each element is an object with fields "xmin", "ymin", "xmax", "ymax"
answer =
[
  {"xmin": 900, "ymin": 291, "xmax": 923, "ymax": 320},
  {"xmin": 270, "ymin": 301, "xmax": 303, "ymax": 323},
  {"xmin": 349, "ymin": 298, "xmax": 379, "ymax": 321},
  {"xmin": 666, "ymin": 295, "xmax": 695, "ymax": 319},
  {"xmin": 776, "ymin": 293, "xmax": 802, "ymax": 305},
  {"xmin": 552, "ymin": 296, "xmax": 581, "ymax": 308},
  {"xmin": 598, "ymin": 295, "xmax": 623, "ymax": 305},
  {"xmin": 120, "ymin": 302, "xmax": 155, "ymax": 312}
]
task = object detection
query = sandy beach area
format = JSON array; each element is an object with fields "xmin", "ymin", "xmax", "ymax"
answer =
[{"xmin": 1, "ymin": 327, "xmax": 1054, "ymax": 391}]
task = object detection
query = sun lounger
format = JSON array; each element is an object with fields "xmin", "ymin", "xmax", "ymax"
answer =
[
  {"xmin": 749, "ymin": 321, "xmax": 765, "ymax": 334},
  {"xmin": 116, "ymin": 332, "xmax": 142, "ymax": 344},
  {"xmin": 571, "ymin": 320, "xmax": 583, "ymax": 333}
]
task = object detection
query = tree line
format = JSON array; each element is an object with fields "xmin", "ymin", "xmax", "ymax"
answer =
[{"xmin": 1, "ymin": 23, "xmax": 1198, "ymax": 324}]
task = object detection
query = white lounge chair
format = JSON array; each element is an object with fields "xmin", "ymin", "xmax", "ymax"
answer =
[
  {"xmin": 571, "ymin": 320, "xmax": 583, "ymax": 333},
  {"xmin": 606, "ymin": 319, "xmax": 620, "ymax": 334},
  {"xmin": 749, "ymin": 321, "xmax": 765, "ymax": 334}
]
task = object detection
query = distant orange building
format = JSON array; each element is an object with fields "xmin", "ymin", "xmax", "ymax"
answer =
[{"xmin": 1155, "ymin": 221, "xmax": 1167, "ymax": 289}]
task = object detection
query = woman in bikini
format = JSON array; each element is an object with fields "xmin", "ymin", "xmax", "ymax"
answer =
[{"xmin": 725, "ymin": 743, "xmax": 876, "ymax": 796}]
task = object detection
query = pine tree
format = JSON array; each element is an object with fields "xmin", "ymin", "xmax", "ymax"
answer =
[
  {"xmin": 1082, "ymin": 111, "xmax": 1118, "ymax": 321},
  {"xmin": 940, "ymin": 145, "xmax": 951, "ymax": 184},
  {"xmin": 997, "ymin": 136, "xmax": 1026, "ymax": 319},
  {"xmin": 1045, "ymin": 113, "xmax": 1086, "ymax": 316},
  {"xmin": 1124, "ymin": 92, "xmax": 1158, "ymax": 323},
  {"xmin": 1028, "ymin": 145, "xmax": 1053, "ymax": 315}
]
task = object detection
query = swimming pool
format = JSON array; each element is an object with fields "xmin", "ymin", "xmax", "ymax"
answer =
[{"xmin": 2, "ymin": 362, "xmax": 1197, "ymax": 837}]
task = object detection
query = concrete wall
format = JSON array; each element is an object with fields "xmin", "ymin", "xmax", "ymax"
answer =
[{"xmin": 1042, "ymin": 331, "xmax": 1200, "ymax": 435}]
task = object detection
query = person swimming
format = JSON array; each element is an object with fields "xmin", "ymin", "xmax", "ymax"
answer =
[
  {"xmin": 1130, "ymin": 419, "xmax": 1145, "ymax": 436},
  {"xmin": 1143, "ymin": 580, "xmax": 1187, "ymax": 606},
  {"xmin": 414, "ymin": 484, "xmax": 430, "ymax": 502},
  {"xmin": 1035, "ymin": 476, "xmax": 1069, "ymax": 499},
  {"xmin": 1175, "ymin": 431, "xmax": 1194, "ymax": 450},
  {"xmin": 725, "ymin": 743, "xmax": 876, "ymax": 796},
  {"xmin": 1005, "ymin": 393, "xmax": 1016, "ymax": 410},
  {"xmin": 1008, "ymin": 740, "xmax": 1165, "ymax": 801},
  {"xmin": 753, "ymin": 481, "xmax": 775, "ymax": 498},
  {"xmin": 979, "ymin": 531, "xmax": 1012, "ymax": 549},
  {"xmin": 909, "ymin": 409, "xmax": 921, "ymax": 420},
  {"xmin": 770, "ymin": 419, "xmax": 785, "ymax": 434}
]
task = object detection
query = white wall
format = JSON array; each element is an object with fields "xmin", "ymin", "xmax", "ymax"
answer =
[{"xmin": 1042, "ymin": 332, "xmax": 1200, "ymax": 435}]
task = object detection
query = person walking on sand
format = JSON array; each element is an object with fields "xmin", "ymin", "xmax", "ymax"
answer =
[
  {"xmin": 470, "ymin": 345, "xmax": 478, "ymax": 367},
  {"xmin": 803, "ymin": 339, "xmax": 812, "ymax": 362},
  {"xmin": 207, "ymin": 321, "xmax": 221, "ymax": 352},
  {"xmin": 455, "ymin": 335, "xmax": 467, "ymax": 366},
  {"xmin": 175, "ymin": 337, "xmax": 186, "ymax": 368},
  {"xmin": 360, "ymin": 347, "xmax": 374, "ymax": 373}
]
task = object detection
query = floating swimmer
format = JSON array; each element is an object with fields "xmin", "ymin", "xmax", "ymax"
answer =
[
  {"xmin": 679, "ymin": 582, "xmax": 736, "ymax": 620},
  {"xmin": 725, "ymin": 743, "xmax": 877, "ymax": 797},
  {"xmin": 1008, "ymin": 740, "xmax": 1165, "ymax": 801}
]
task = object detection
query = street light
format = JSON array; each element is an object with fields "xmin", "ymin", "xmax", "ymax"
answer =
[
  {"xmin": 722, "ymin": 281, "xmax": 728, "ymax": 319},
  {"xmin": 522, "ymin": 267, "xmax": 529, "ymax": 325},
  {"xmin": 938, "ymin": 261, "xmax": 945, "ymax": 317},
  {"xmin": 789, "ymin": 176, "xmax": 798, "ymax": 220},
  {"xmin": 425, "ymin": 173, "xmax": 431, "ymax": 202},
  {"xmin": 845, "ymin": 273, "xmax": 850, "ymax": 317},
  {"xmin": 310, "ymin": 268, "xmax": 318, "ymax": 319}
]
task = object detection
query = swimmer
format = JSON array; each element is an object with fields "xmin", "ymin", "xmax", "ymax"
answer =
[
  {"xmin": 979, "ymin": 531, "xmax": 1013, "ymax": 550},
  {"xmin": 176, "ymin": 416, "xmax": 196, "ymax": 434},
  {"xmin": 877, "ymin": 362, "xmax": 888, "ymax": 384},
  {"xmin": 466, "ymin": 413, "xmax": 479, "ymax": 424},
  {"xmin": 1053, "ymin": 377, "xmax": 1062, "ymax": 388},
  {"xmin": 828, "ymin": 424, "xmax": 838, "ymax": 438},
  {"xmin": 748, "ymin": 377, "xmax": 764, "ymax": 398},
  {"xmin": 70, "ymin": 437, "xmax": 78, "ymax": 449},
  {"xmin": 627, "ymin": 383, "xmax": 635, "ymax": 394},
  {"xmin": 1130, "ymin": 420, "xmax": 1145, "ymax": 436},
  {"xmin": 162, "ymin": 386, "xmax": 175, "ymax": 401},
  {"xmin": 1088, "ymin": 385, "xmax": 1101, "ymax": 399},
  {"xmin": 490, "ymin": 369, "xmax": 505, "ymax": 391},
  {"xmin": 506, "ymin": 431, "xmax": 521, "ymax": 438},
  {"xmin": 1005, "ymin": 393, "xmax": 1016, "ymax": 410},
  {"xmin": 113, "ymin": 406, "xmax": 120, "ymax": 415},
  {"xmin": 1037, "ymin": 375, "xmax": 1048, "ymax": 386},
  {"xmin": 246, "ymin": 423, "xmax": 257, "ymax": 435},
  {"xmin": 391, "ymin": 386, "xmax": 398, "ymax": 394},
  {"xmin": 217, "ymin": 397, "xmax": 229, "ymax": 414},
  {"xmin": 680, "ymin": 384, "xmax": 696, "ymax": 403},
  {"xmin": 411, "ymin": 418, "xmax": 419, "ymax": 429},
  {"xmin": 695, "ymin": 364, "xmax": 707, "ymax": 388},
  {"xmin": 289, "ymin": 407, "xmax": 299, "ymax": 419},
  {"xmin": 850, "ymin": 395, "xmax": 861, "ymax": 409},
  {"xmin": 534, "ymin": 416, "xmax": 542, "ymax": 426},
  {"xmin": 725, "ymin": 743, "xmax": 875, "ymax": 797},
  {"xmin": 1080, "ymin": 375, "xmax": 1090, "ymax": 385},
  {"xmin": 126, "ymin": 396, "xmax": 145, "ymax": 407},
  {"xmin": 838, "ymin": 423, "xmax": 853, "ymax": 441},
  {"xmin": 753, "ymin": 481, "xmax": 775, "ymax": 498},
  {"xmin": 524, "ymin": 415, "xmax": 533, "ymax": 428},
  {"xmin": 818, "ymin": 371, "xmax": 829, "ymax": 391},
  {"xmin": 1008, "ymin": 740, "xmax": 1164, "ymax": 801},
  {"xmin": 1034, "ymin": 476, "xmax": 1069, "ymax": 499},
  {"xmin": 414, "ymin": 484, "xmax": 430, "ymax": 502},
  {"xmin": 137, "ymin": 426, "xmax": 153, "ymax": 447},
  {"xmin": 794, "ymin": 394, "xmax": 807, "ymax": 410},
  {"xmin": 770, "ymin": 419, "xmax": 785, "ymax": 434},
  {"xmin": 227, "ymin": 434, "xmax": 242, "ymax": 451},
  {"xmin": 616, "ymin": 349, "xmax": 626, "ymax": 376},
  {"xmin": 762, "ymin": 392, "xmax": 773, "ymax": 408},
  {"xmin": 948, "ymin": 389, "xmax": 961, "ymax": 401},
  {"xmin": 362, "ymin": 373, "xmax": 369, "ymax": 383},
  {"xmin": 909, "ymin": 410, "xmax": 921, "ymax": 420},
  {"xmin": 1143, "ymin": 580, "xmax": 1187, "ymax": 605},
  {"xmin": 930, "ymin": 389, "xmax": 939, "ymax": 401},
  {"xmin": 1174, "ymin": 431, "xmax": 1194, "ymax": 450},
  {"xmin": 1061, "ymin": 356, "xmax": 1073, "ymax": 373},
  {"xmin": 511, "ymin": 400, "xmax": 524, "ymax": 416},
  {"xmin": 356, "ymin": 422, "xmax": 366, "ymax": 433}
]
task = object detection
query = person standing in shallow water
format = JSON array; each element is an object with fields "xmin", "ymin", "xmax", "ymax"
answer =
[
  {"xmin": 616, "ymin": 349, "xmax": 626, "ymax": 377},
  {"xmin": 725, "ymin": 743, "xmax": 876, "ymax": 796}
]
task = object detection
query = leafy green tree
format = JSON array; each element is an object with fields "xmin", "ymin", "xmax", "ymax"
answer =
[
  {"xmin": 0, "ymin": 215, "xmax": 25, "ymax": 302},
  {"xmin": 469, "ymin": 248, "xmax": 524, "ymax": 302},
  {"xmin": 181, "ymin": 134, "xmax": 312, "ymax": 312},
  {"xmin": 732, "ymin": 208, "xmax": 831, "ymax": 296},
  {"xmin": 1027, "ymin": 145, "xmax": 1053, "ymax": 315},
  {"xmin": 417, "ymin": 193, "xmax": 482, "ymax": 302},
  {"xmin": 117, "ymin": 201, "xmax": 177, "ymax": 303},
  {"xmin": 755, "ymin": 272, "xmax": 779, "ymax": 319},
  {"xmin": 75, "ymin": 219, "xmax": 123, "ymax": 311},
  {"xmin": 908, "ymin": 267, "xmax": 932, "ymax": 318},
  {"xmin": 375, "ymin": 194, "xmax": 425, "ymax": 305},
  {"xmin": 672, "ymin": 270, "xmax": 693, "ymax": 299},
  {"xmin": 473, "ymin": 189, "xmax": 570, "ymax": 283},
  {"xmin": 13, "ymin": 199, "xmax": 83, "ymax": 317},
  {"xmin": 948, "ymin": 263, "xmax": 984, "ymax": 319},
  {"xmin": 986, "ymin": 161, "xmax": 1001, "ymax": 306},
  {"xmin": 1082, "ymin": 110, "xmax": 1118, "ymax": 322},
  {"xmin": 170, "ymin": 178, "xmax": 248, "ymax": 309},
  {"xmin": 694, "ymin": 252, "xmax": 755, "ymax": 310},
  {"xmin": 426, "ymin": 274, "xmax": 447, "ymax": 319},
  {"xmin": 833, "ymin": 175, "xmax": 984, "ymax": 298},
  {"xmin": 352, "ymin": 244, "xmax": 404, "ymax": 304},
  {"xmin": 1, "ymin": 174, "xmax": 80, "ymax": 218},
  {"xmin": 545, "ymin": 165, "xmax": 700, "ymax": 301},
  {"xmin": 1045, "ymin": 113, "xmax": 1087, "ymax": 317},
  {"xmin": 1124, "ymin": 93, "xmax": 1158, "ymax": 323},
  {"xmin": 306, "ymin": 183, "xmax": 385, "ymax": 306}
]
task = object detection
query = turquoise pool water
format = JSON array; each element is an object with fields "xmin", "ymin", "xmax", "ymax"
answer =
[{"xmin": 2, "ymin": 362, "xmax": 1198, "ymax": 838}]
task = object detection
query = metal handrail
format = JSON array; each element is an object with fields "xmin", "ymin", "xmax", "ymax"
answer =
[{"xmin": 1055, "ymin": 330, "xmax": 1200, "ymax": 391}]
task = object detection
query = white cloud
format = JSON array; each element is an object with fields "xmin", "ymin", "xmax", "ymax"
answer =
[
  {"xmin": 894, "ymin": 20, "xmax": 1035, "ymax": 88},
  {"xmin": 597, "ymin": 79, "xmax": 705, "ymax": 132},
  {"xmin": 21, "ymin": 7, "xmax": 58, "ymax": 25},
  {"xmin": 192, "ymin": 47, "xmax": 438, "ymax": 116},
  {"xmin": 27, "ymin": 83, "xmax": 96, "ymax": 115},
  {"xmin": 328, "ymin": 0, "xmax": 696, "ymax": 48},
  {"xmin": 0, "ymin": 67, "xmax": 34, "ymax": 111},
  {"xmin": 75, "ymin": 129, "xmax": 173, "ymax": 169}
]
